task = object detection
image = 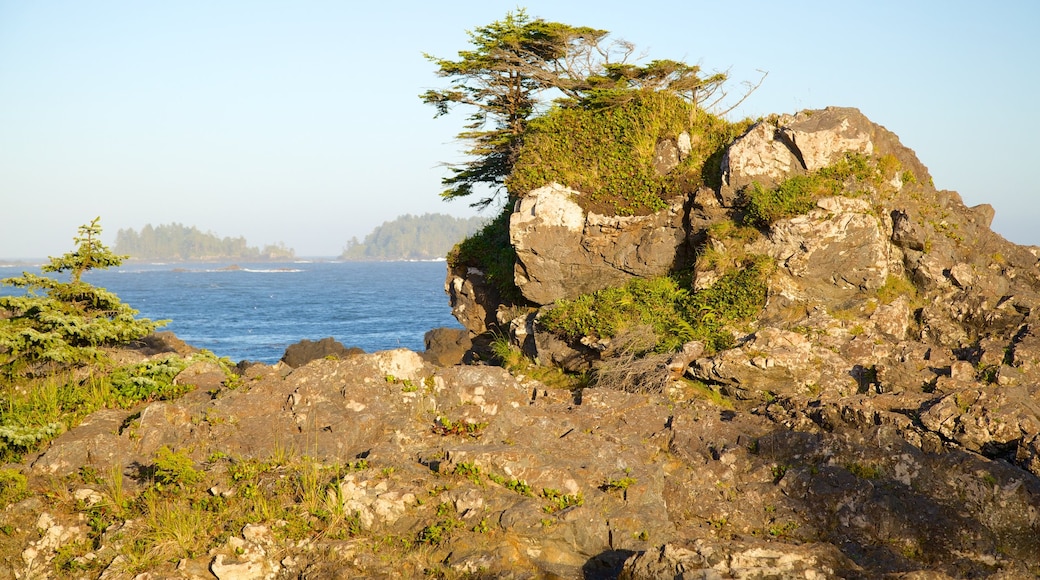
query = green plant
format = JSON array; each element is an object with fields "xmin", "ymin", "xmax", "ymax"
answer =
[
  {"xmin": 447, "ymin": 208, "xmax": 522, "ymax": 302},
  {"xmin": 541, "ymin": 488, "xmax": 583, "ymax": 513},
  {"xmin": 541, "ymin": 255, "xmax": 770, "ymax": 355},
  {"xmin": 0, "ymin": 468, "xmax": 29, "ymax": 506},
  {"xmin": 510, "ymin": 92, "xmax": 747, "ymax": 216},
  {"xmin": 151, "ymin": 446, "xmax": 203, "ymax": 490},
  {"xmin": 739, "ymin": 152, "xmax": 890, "ymax": 230},
  {"xmin": 0, "ymin": 218, "xmax": 166, "ymax": 378},
  {"xmin": 490, "ymin": 334, "xmax": 589, "ymax": 390},
  {"xmin": 432, "ymin": 416, "xmax": 489, "ymax": 438},
  {"xmin": 845, "ymin": 461, "xmax": 883, "ymax": 479},
  {"xmin": 768, "ymin": 521, "xmax": 799, "ymax": 538},
  {"xmin": 488, "ymin": 472, "xmax": 534, "ymax": 496},
  {"xmin": 602, "ymin": 476, "xmax": 637, "ymax": 492},
  {"xmin": 452, "ymin": 461, "xmax": 482, "ymax": 484},
  {"xmin": 108, "ymin": 356, "xmax": 193, "ymax": 405},
  {"xmin": 875, "ymin": 274, "xmax": 918, "ymax": 305}
]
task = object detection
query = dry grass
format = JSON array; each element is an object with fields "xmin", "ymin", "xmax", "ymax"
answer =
[{"xmin": 592, "ymin": 326, "xmax": 673, "ymax": 393}]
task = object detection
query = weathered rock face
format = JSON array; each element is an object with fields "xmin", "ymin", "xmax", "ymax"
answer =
[
  {"xmin": 444, "ymin": 258, "xmax": 502, "ymax": 335},
  {"xmin": 422, "ymin": 326, "xmax": 472, "ymax": 366},
  {"xmin": 719, "ymin": 106, "xmax": 933, "ymax": 206},
  {"xmin": 10, "ymin": 348, "xmax": 1040, "ymax": 579},
  {"xmin": 279, "ymin": 336, "xmax": 363, "ymax": 368},
  {"xmin": 510, "ymin": 182, "xmax": 692, "ymax": 305}
]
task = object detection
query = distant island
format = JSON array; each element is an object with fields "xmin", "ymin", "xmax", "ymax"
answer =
[
  {"xmin": 341, "ymin": 213, "xmax": 486, "ymax": 261},
  {"xmin": 114, "ymin": 223, "xmax": 295, "ymax": 261}
]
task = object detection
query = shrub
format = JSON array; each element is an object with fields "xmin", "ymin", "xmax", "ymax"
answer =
[
  {"xmin": 740, "ymin": 152, "xmax": 897, "ymax": 230},
  {"xmin": 540, "ymin": 256, "xmax": 770, "ymax": 355},
  {"xmin": 0, "ymin": 467, "xmax": 29, "ymax": 507},
  {"xmin": 109, "ymin": 357, "xmax": 193, "ymax": 405}
]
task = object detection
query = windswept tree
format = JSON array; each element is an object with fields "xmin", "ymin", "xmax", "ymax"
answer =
[
  {"xmin": 421, "ymin": 9, "xmax": 616, "ymax": 207},
  {"xmin": 422, "ymin": 9, "xmax": 763, "ymax": 207}
]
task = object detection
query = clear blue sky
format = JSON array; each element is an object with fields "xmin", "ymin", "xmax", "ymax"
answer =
[{"xmin": 1, "ymin": 0, "xmax": 1037, "ymax": 258}]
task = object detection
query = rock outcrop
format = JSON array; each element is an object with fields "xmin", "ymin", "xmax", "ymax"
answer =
[
  {"xmin": 6, "ymin": 106, "xmax": 1040, "ymax": 579},
  {"xmin": 510, "ymin": 183, "xmax": 692, "ymax": 305},
  {"xmin": 7, "ymin": 345, "xmax": 1039, "ymax": 578}
]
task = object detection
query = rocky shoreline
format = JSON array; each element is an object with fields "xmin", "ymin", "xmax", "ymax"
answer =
[{"xmin": 4, "ymin": 107, "xmax": 1040, "ymax": 578}]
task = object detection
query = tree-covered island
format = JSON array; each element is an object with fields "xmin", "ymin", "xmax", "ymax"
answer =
[{"xmin": 113, "ymin": 223, "xmax": 294, "ymax": 261}]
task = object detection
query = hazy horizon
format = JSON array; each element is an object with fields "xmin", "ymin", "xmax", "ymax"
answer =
[{"xmin": 2, "ymin": 1, "xmax": 1038, "ymax": 257}]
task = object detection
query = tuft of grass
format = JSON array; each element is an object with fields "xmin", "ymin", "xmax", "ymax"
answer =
[
  {"xmin": 875, "ymin": 274, "xmax": 918, "ymax": 305},
  {"xmin": 0, "ymin": 468, "xmax": 28, "ymax": 507},
  {"xmin": 489, "ymin": 334, "xmax": 589, "ymax": 390}
]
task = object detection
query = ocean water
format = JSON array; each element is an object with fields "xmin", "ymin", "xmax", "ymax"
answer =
[{"xmin": 0, "ymin": 261, "xmax": 462, "ymax": 364}]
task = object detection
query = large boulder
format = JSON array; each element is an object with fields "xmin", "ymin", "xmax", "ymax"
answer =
[
  {"xmin": 280, "ymin": 336, "xmax": 363, "ymax": 368},
  {"xmin": 509, "ymin": 182, "xmax": 691, "ymax": 305},
  {"xmin": 719, "ymin": 106, "xmax": 932, "ymax": 206}
]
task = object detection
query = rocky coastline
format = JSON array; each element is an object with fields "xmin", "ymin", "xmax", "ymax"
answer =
[{"xmin": 4, "ymin": 107, "xmax": 1040, "ymax": 579}]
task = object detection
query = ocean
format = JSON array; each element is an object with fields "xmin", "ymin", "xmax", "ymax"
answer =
[{"xmin": 0, "ymin": 261, "xmax": 462, "ymax": 364}]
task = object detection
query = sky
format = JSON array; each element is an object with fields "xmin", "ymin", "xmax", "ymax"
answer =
[{"xmin": 1, "ymin": 1, "xmax": 1037, "ymax": 259}]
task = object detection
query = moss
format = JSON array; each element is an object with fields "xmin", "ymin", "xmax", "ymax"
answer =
[{"xmin": 508, "ymin": 91, "xmax": 750, "ymax": 216}]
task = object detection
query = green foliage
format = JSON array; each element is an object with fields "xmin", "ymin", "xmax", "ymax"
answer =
[
  {"xmin": 489, "ymin": 334, "xmax": 589, "ymax": 390},
  {"xmin": 109, "ymin": 356, "xmax": 193, "ymax": 405},
  {"xmin": 540, "ymin": 256, "xmax": 770, "ymax": 354},
  {"xmin": 114, "ymin": 222, "xmax": 294, "ymax": 261},
  {"xmin": 422, "ymin": 9, "xmax": 610, "ymax": 205},
  {"xmin": 541, "ymin": 488, "xmax": 583, "ymax": 513},
  {"xmin": 0, "ymin": 353, "xmax": 222, "ymax": 462},
  {"xmin": 509, "ymin": 91, "xmax": 749, "ymax": 215},
  {"xmin": 0, "ymin": 467, "xmax": 29, "ymax": 506},
  {"xmin": 340, "ymin": 213, "xmax": 487, "ymax": 261},
  {"xmin": 423, "ymin": 10, "xmax": 754, "ymax": 207},
  {"xmin": 152, "ymin": 446, "xmax": 203, "ymax": 490},
  {"xmin": 432, "ymin": 416, "xmax": 488, "ymax": 438},
  {"xmin": 875, "ymin": 274, "xmax": 918, "ymax": 305},
  {"xmin": 0, "ymin": 423, "xmax": 64, "ymax": 459},
  {"xmin": 0, "ymin": 219, "xmax": 165, "ymax": 378},
  {"xmin": 447, "ymin": 208, "xmax": 522, "ymax": 303},
  {"xmin": 601, "ymin": 476, "xmax": 637, "ymax": 492},
  {"xmin": 740, "ymin": 152, "xmax": 894, "ymax": 229}
]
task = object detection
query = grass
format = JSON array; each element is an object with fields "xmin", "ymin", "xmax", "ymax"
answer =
[
  {"xmin": 489, "ymin": 334, "xmax": 589, "ymax": 390},
  {"xmin": 0, "ymin": 352, "xmax": 236, "ymax": 463}
]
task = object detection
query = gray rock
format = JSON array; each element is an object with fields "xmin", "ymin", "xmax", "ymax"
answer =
[
  {"xmin": 279, "ymin": 337, "xmax": 363, "ymax": 368},
  {"xmin": 422, "ymin": 327, "xmax": 471, "ymax": 366},
  {"xmin": 510, "ymin": 183, "xmax": 691, "ymax": 305}
]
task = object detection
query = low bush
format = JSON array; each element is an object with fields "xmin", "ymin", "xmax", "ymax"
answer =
[
  {"xmin": 447, "ymin": 208, "xmax": 522, "ymax": 303},
  {"xmin": 540, "ymin": 255, "xmax": 771, "ymax": 356}
]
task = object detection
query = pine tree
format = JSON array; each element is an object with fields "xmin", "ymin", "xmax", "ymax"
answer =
[{"xmin": 0, "ymin": 218, "xmax": 165, "ymax": 378}]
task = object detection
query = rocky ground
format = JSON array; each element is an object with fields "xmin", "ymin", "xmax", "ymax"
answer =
[{"xmin": 4, "ymin": 107, "xmax": 1040, "ymax": 578}]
